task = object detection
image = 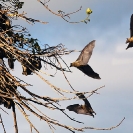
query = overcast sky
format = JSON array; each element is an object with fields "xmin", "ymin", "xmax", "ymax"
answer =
[{"xmin": 1, "ymin": 0, "xmax": 133, "ymax": 133}]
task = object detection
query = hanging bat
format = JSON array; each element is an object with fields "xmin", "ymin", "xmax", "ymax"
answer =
[{"xmin": 22, "ymin": 56, "xmax": 42, "ymax": 76}]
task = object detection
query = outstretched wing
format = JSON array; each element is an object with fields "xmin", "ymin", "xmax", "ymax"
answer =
[
  {"xmin": 76, "ymin": 40, "xmax": 95, "ymax": 65},
  {"xmin": 76, "ymin": 93, "xmax": 90, "ymax": 105},
  {"xmin": 77, "ymin": 64, "xmax": 101, "ymax": 79},
  {"xmin": 66, "ymin": 104, "xmax": 81, "ymax": 113},
  {"xmin": 76, "ymin": 93, "xmax": 93, "ymax": 108},
  {"xmin": 76, "ymin": 93, "xmax": 95, "ymax": 113},
  {"xmin": 130, "ymin": 14, "xmax": 133, "ymax": 37},
  {"xmin": 126, "ymin": 42, "xmax": 133, "ymax": 50},
  {"xmin": 66, "ymin": 104, "xmax": 94, "ymax": 116}
]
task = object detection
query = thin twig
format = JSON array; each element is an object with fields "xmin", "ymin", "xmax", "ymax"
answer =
[
  {"xmin": 82, "ymin": 117, "xmax": 125, "ymax": 131},
  {"xmin": 12, "ymin": 102, "xmax": 18, "ymax": 133},
  {"xmin": 0, "ymin": 114, "xmax": 6, "ymax": 133}
]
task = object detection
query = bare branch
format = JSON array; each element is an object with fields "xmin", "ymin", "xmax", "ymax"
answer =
[
  {"xmin": 81, "ymin": 117, "xmax": 125, "ymax": 131},
  {"xmin": 12, "ymin": 102, "xmax": 18, "ymax": 133},
  {"xmin": 37, "ymin": 0, "xmax": 83, "ymax": 23},
  {"xmin": 0, "ymin": 114, "xmax": 6, "ymax": 133}
]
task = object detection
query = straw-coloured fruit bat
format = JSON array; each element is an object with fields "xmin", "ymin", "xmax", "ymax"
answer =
[
  {"xmin": 66, "ymin": 93, "xmax": 96, "ymax": 117},
  {"xmin": 70, "ymin": 40, "xmax": 101, "ymax": 79},
  {"xmin": 22, "ymin": 56, "xmax": 42, "ymax": 76},
  {"xmin": 126, "ymin": 14, "xmax": 133, "ymax": 49}
]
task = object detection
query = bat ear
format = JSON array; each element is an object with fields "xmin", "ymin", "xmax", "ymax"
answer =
[{"xmin": 70, "ymin": 63, "xmax": 72, "ymax": 67}]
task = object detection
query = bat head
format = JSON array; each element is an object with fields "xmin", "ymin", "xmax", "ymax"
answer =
[
  {"xmin": 126, "ymin": 37, "xmax": 133, "ymax": 44},
  {"xmin": 70, "ymin": 62, "xmax": 77, "ymax": 67},
  {"xmin": 70, "ymin": 61, "xmax": 81, "ymax": 67},
  {"xmin": 70, "ymin": 63, "xmax": 73, "ymax": 67}
]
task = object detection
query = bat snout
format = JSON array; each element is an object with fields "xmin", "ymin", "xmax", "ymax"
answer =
[{"xmin": 70, "ymin": 63, "xmax": 73, "ymax": 67}]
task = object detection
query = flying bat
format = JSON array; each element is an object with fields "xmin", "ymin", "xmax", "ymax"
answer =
[
  {"xmin": 126, "ymin": 14, "xmax": 133, "ymax": 49},
  {"xmin": 70, "ymin": 40, "xmax": 101, "ymax": 79},
  {"xmin": 66, "ymin": 93, "xmax": 96, "ymax": 117}
]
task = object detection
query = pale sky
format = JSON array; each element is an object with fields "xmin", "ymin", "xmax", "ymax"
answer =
[{"xmin": 1, "ymin": 0, "xmax": 133, "ymax": 133}]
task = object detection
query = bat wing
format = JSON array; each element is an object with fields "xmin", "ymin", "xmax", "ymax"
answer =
[
  {"xmin": 126, "ymin": 42, "xmax": 133, "ymax": 50},
  {"xmin": 130, "ymin": 14, "xmax": 133, "ymax": 37},
  {"xmin": 66, "ymin": 104, "xmax": 82, "ymax": 113},
  {"xmin": 76, "ymin": 93, "xmax": 92, "ymax": 108},
  {"xmin": 76, "ymin": 93, "xmax": 96, "ymax": 114},
  {"xmin": 67, "ymin": 104, "xmax": 90, "ymax": 115},
  {"xmin": 77, "ymin": 64, "xmax": 101, "ymax": 79},
  {"xmin": 67, "ymin": 102, "xmax": 96, "ymax": 117},
  {"xmin": 76, "ymin": 40, "xmax": 95, "ymax": 65}
]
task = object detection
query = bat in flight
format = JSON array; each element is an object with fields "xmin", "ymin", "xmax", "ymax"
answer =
[
  {"xmin": 126, "ymin": 14, "xmax": 133, "ymax": 49},
  {"xmin": 66, "ymin": 93, "xmax": 96, "ymax": 117},
  {"xmin": 70, "ymin": 40, "xmax": 101, "ymax": 79}
]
